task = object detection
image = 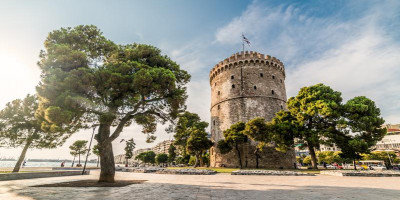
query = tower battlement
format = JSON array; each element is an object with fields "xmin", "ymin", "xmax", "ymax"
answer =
[{"xmin": 209, "ymin": 51, "xmax": 285, "ymax": 85}]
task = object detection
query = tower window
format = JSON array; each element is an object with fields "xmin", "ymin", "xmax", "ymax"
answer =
[
  {"xmin": 218, "ymin": 91, "xmax": 220, "ymax": 95},
  {"xmin": 215, "ymin": 83, "xmax": 216, "ymax": 86},
  {"xmin": 213, "ymin": 120, "xmax": 215, "ymax": 125},
  {"xmin": 272, "ymin": 75, "xmax": 275, "ymax": 79},
  {"xmin": 254, "ymin": 86, "xmax": 257, "ymax": 90},
  {"xmin": 231, "ymin": 75, "xmax": 234, "ymax": 79},
  {"xmin": 260, "ymin": 73, "xmax": 264, "ymax": 77},
  {"xmin": 217, "ymin": 105, "xmax": 220, "ymax": 110},
  {"xmin": 232, "ymin": 84, "xmax": 235, "ymax": 88},
  {"xmin": 280, "ymin": 105, "xmax": 283, "ymax": 109},
  {"xmin": 271, "ymin": 90, "xmax": 275, "ymax": 95},
  {"xmin": 280, "ymin": 79, "xmax": 283, "ymax": 83}
]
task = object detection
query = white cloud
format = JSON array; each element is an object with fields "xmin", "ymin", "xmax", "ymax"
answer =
[{"xmin": 215, "ymin": 1, "xmax": 400, "ymax": 123}]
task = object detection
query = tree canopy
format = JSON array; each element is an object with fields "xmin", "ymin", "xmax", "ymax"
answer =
[
  {"xmin": 36, "ymin": 25, "xmax": 190, "ymax": 182},
  {"xmin": 173, "ymin": 112, "xmax": 208, "ymax": 153},
  {"xmin": 69, "ymin": 140, "xmax": 88, "ymax": 165},
  {"xmin": 217, "ymin": 122, "xmax": 248, "ymax": 169},
  {"xmin": 0, "ymin": 94, "xmax": 71, "ymax": 172},
  {"xmin": 136, "ymin": 151, "xmax": 156, "ymax": 165},
  {"xmin": 155, "ymin": 153, "xmax": 168, "ymax": 165}
]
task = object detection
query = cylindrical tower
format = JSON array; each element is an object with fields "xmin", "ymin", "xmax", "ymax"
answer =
[{"xmin": 209, "ymin": 51, "xmax": 295, "ymax": 168}]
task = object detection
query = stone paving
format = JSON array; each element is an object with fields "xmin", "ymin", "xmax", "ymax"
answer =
[{"xmin": 1, "ymin": 170, "xmax": 400, "ymax": 200}]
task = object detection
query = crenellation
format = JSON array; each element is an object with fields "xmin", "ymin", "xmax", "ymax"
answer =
[{"xmin": 209, "ymin": 51, "xmax": 286, "ymax": 85}]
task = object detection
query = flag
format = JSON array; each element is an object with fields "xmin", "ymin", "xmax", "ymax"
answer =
[{"xmin": 242, "ymin": 33, "xmax": 250, "ymax": 46}]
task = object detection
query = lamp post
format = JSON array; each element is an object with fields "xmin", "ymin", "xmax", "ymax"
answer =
[
  {"xmin": 382, "ymin": 140, "xmax": 393, "ymax": 168},
  {"xmin": 82, "ymin": 124, "xmax": 99, "ymax": 175}
]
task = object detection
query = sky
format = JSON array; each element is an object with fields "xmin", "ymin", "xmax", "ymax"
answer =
[{"xmin": 0, "ymin": 0, "xmax": 399, "ymax": 160}]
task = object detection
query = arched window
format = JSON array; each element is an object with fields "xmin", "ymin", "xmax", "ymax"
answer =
[
  {"xmin": 272, "ymin": 75, "xmax": 275, "ymax": 79},
  {"xmin": 260, "ymin": 73, "xmax": 264, "ymax": 77},
  {"xmin": 280, "ymin": 105, "xmax": 283, "ymax": 110},
  {"xmin": 215, "ymin": 82, "xmax": 217, "ymax": 86},
  {"xmin": 231, "ymin": 75, "xmax": 234, "ymax": 79},
  {"xmin": 254, "ymin": 86, "xmax": 257, "ymax": 90},
  {"xmin": 213, "ymin": 120, "xmax": 215, "ymax": 125},
  {"xmin": 271, "ymin": 90, "xmax": 275, "ymax": 95},
  {"xmin": 280, "ymin": 79, "xmax": 282, "ymax": 83},
  {"xmin": 218, "ymin": 91, "xmax": 220, "ymax": 95},
  {"xmin": 232, "ymin": 84, "xmax": 235, "ymax": 88},
  {"xmin": 217, "ymin": 105, "xmax": 220, "ymax": 110}
]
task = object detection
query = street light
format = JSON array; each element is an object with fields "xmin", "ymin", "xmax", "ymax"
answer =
[{"xmin": 82, "ymin": 124, "xmax": 99, "ymax": 175}]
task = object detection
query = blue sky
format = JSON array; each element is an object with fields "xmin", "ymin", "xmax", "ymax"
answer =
[{"xmin": 0, "ymin": 0, "xmax": 399, "ymax": 159}]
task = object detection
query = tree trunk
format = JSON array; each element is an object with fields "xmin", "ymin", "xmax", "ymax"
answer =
[
  {"xmin": 199, "ymin": 155, "xmax": 204, "ymax": 167},
  {"xmin": 308, "ymin": 145, "xmax": 318, "ymax": 169},
  {"xmin": 97, "ymin": 156, "xmax": 100, "ymax": 167},
  {"xmin": 13, "ymin": 140, "xmax": 32, "ymax": 173},
  {"xmin": 235, "ymin": 145, "xmax": 242, "ymax": 169},
  {"xmin": 254, "ymin": 149, "xmax": 260, "ymax": 169},
  {"xmin": 97, "ymin": 123, "xmax": 116, "ymax": 183},
  {"xmin": 78, "ymin": 153, "xmax": 81, "ymax": 165},
  {"xmin": 71, "ymin": 155, "xmax": 76, "ymax": 167},
  {"xmin": 353, "ymin": 159, "xmax": 357, "ymax": 170},
  {"xmin": 194, "ymin": 154, "xmax": 199, "ymax": 168}
]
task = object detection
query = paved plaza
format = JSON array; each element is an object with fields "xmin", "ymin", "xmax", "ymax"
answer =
[{"xmin": 1, "ymin": 171, "xmax": 400, "ymax": 200}]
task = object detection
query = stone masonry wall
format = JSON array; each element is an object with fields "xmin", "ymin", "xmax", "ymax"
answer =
[{"xmin": 209, "ymin": 51, "xmax": 296, "ymax": 168}]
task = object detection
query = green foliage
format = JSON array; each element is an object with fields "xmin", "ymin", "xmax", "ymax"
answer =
[
  {"xmin": 336, "ymin": 96, "xmax": 386, "ymax": 163},
  {"xmin": 69, "ymin": 140, "xmax": 88, "ymax": 157},
  {"xmin": 243, "ymin": 117, "xmax": 272, "ymax": 149},
  {"xmin": 173, "ymin": 112, "xmax": 208, "ymax": 153},
  {"xmin": 316, "ymin": 151, "xmax": 342, "ymax": 164},
  {"xmin": 303, "ymin": 156, "xmax": 312, "ymax": 165},
  {"xmin": 37, "ymin": 25, "xmax": 190, "ymax": 181},
  {"xmin": 0, "ymin": 94, "xmax": 71, "ymax": 149},
  {"xmin": 186, "ymin": 129, "xmax": 213, "ymax": 157},
  {"xmin": 223, "ymin": 122, "xmax": 248, "ymax": 147},
  {"xmin": 218, "ymin": 122, "xmax": 248, "ymax": 168},
  {"xmin": 92, "ymin": 144, "xmax": 100, "ymax": 156},
  {"xmin": 188, "ymin": 156, "xmax": 197, "ymax": 166},
  {"xmin": 135, "ymin": 151, "xmax": 156, "ymax": 164},
  {"xmin": 123, "ymin": 138, "xmax": 135, "ymax": 159},
  {"xmin": 168, "ymin": 144, "xmax": 177, "ymax": 163},
  {"xmin": 363, "ymin": 151, "xmax": 398, "ymax": 167},
  {"xmin": 286, "ymin": 84, "xmax": 342, "ymax": 168},
  {"xmin": 175, "ymin": 154, "xmax": 190, "ymax": 165},
  {"xmin": 155, "ymin": 153, "xmax": 168, "ymax": 164},
  {"xmin": 217, "ymin": 140, "xmax": 232, "ymax": 154}
]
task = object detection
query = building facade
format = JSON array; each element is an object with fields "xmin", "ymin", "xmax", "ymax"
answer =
[{"xmin": 209, "ymin": 51, "xmax": 296, "ymax": 168}]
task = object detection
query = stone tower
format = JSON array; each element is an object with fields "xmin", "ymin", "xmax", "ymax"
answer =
[{"xmin": 209, "ymin": 51, "xmax": 296, "ymax": 168}]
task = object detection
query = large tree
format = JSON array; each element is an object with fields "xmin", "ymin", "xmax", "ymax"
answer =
[
  {"xmin": 173, "ymin": 112, "xmax": 208, "ymax": 155},
  {"xmin": 335, "ymin": 96, "xmax": 386, "ymax": 169},
  {"xmin": 122, "ymin": 138, "xmax": 135, "ymax": 166},
  {"xmin": 69, "ymin": 140, "xmax": 88, "ymax": 166},
  {"xmin": 286, "ymin": 83, "xmax": 342, "ymax": 169},
  {"xmin": 0, "ymin": 94, "xmax": 72, "ymax": 172},
  {"xmin": 186, "ymin": 128, "xmax": 213, "ymax": 167},
  {"xmin": 36, "ymin": 25, "xmax": 190, "ymax": 182},
  {"xmin": 167, "ymin": 144, "xmax": 177, "ymax": 164},
  {"xmin": 217, "ymin": 122, "xmax": 248, "ymax": 169}
]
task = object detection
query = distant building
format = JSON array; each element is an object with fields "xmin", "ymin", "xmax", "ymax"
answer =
[
  {"xmin": 114, "ymin": 140, "xmax": 176, "ymax": 165},
  {"xmin": 151, "ymin": 140, "xmax": 174, "ymax": 155},
  {"xmin": 319, "ymin": 144, "xmax": 341, "ymax": 152},
  {"xmin": 375, "ymin": 135, "xmax": 400, "ymax": 156},
  {"xmin": 383, "ymin": 124, "xmax": 400, "ymax": 135}
]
